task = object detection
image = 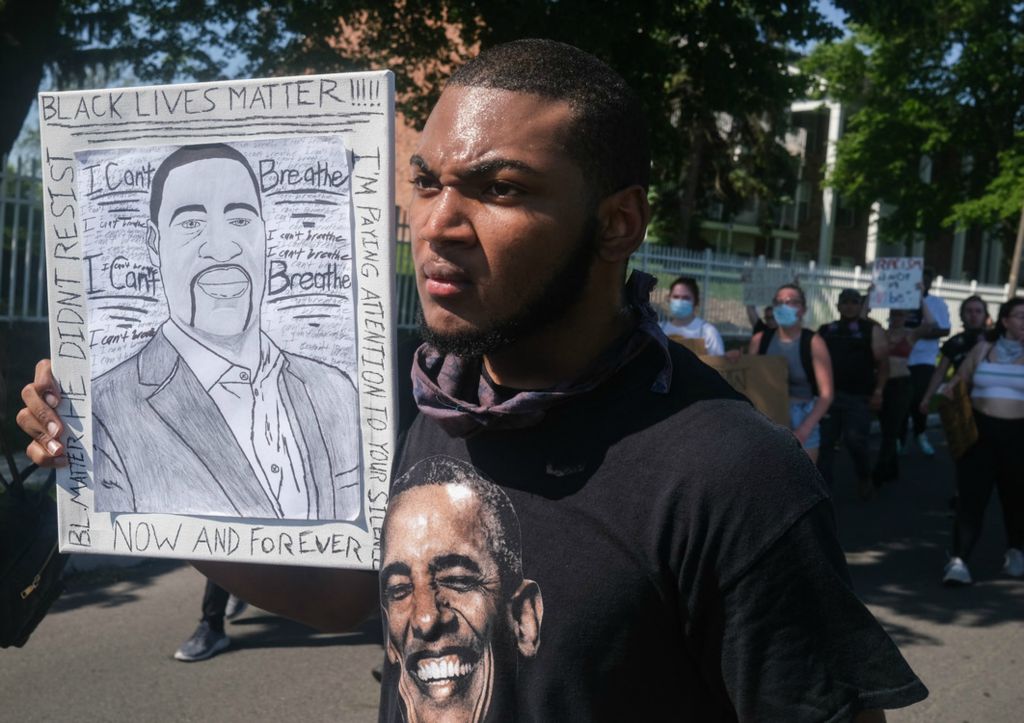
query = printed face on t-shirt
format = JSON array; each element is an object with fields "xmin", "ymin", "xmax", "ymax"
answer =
[{"xmin": 380, "ymin": 478, "xmax": 542, "ymax": 723}]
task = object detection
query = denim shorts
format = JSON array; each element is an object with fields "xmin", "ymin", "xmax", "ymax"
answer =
[{"xmin": 789, "ymin": 399, "xmax": 820, "ymax": 450}]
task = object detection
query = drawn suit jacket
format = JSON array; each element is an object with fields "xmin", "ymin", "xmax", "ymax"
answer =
[{"xmin": 91, "ymin": 328, "xmax": 362, "ymax": 522}]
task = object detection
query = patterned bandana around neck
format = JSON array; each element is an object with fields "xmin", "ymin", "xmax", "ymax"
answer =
[
  {"xmin": 993, "ymin": 335, "xmax": 1024, "ymax": 363},
  {"xmin": 411, "ymin": 270, "xmax": 673, "ymax": 438}
]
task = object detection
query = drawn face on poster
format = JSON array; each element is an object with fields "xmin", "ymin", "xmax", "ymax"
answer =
[
  {"xmin": 380, "ymin": 457, "xmax": 543, "ymax": 723},
  {"xmin": 77, "ymin": 138, "xmax": 363, "ymax": 523}
]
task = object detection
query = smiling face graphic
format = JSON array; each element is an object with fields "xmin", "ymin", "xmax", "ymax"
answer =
[
  {"xmin": 381, "ymin": 483, "xmax": 507, "ymax": 722},
  {"xmin": 150, "ymin": 156, "xmax": 266, "ymax": 340}
]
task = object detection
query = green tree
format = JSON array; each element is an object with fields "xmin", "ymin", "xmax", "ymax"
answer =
[{"xmin": 804, "ymin": 1, "xmax": 1024, "ymax": 264}]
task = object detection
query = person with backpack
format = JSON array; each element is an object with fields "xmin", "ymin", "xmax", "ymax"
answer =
[
  {"xmin": 816, "ymin": 289, "xmax": 888, "ymax": 497},
  {"xmin": 750, "ymin": 284, "xmax": 834, "ymax": 462}
]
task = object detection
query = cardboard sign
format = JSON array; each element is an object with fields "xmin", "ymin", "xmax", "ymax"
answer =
[
  {"xmin": 668, "ymin": 336, "xmax": 707, "ymax": 355},
  {"xmin": 743, "ymin": 267, "xmax": 797, "ymax": 307},
  {"xmin": 38, "ymin": 72, "xmax": 396, "ymax": 570},
  {"xmin": 870, "ymin": 257, "xmax": 923, "ymax": 309},
  {"xmin": 702, "ymin": 355, "xmax": 790, "ymax": 426},
  {"xmin": 936, "ymin": 380, "xmax": 978, "ymax": 460}
]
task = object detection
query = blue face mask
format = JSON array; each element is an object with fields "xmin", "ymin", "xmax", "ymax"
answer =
[
  {"xmin": 669, "ymin": 298, "xmax": 694, "ymax": 319},
  {"xmin": 773, "ymin": 304, "xmax": 800, "ymax": 328}
]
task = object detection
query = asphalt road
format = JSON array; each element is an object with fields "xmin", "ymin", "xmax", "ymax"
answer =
[{"xmin": 2, "ymin": 428, "xmax": 1022, "ymax": 722}]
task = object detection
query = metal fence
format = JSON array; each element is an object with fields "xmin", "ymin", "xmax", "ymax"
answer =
[
  {"xmin": 0, "ymin": 158, "xmax": 47, "ymax": 322},
  {"xmin": 1, "ymin": 163, "xmax": 1019, "ymax": 334}
]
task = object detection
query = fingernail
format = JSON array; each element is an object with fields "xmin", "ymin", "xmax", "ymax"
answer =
[
  {"xmin": 44, "ymin": 393, "xmax": 59, "ymax": 408},
  {"xmin": 46, "ymin": 439, "xmax": 62, "ymax": 455},
  {"xmin": 47, "ymin": 421, "xmax": 60, "ymax": 437}
]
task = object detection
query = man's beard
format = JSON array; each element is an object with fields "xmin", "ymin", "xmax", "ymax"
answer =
[{"xmin": 418, "ymin": 215, "xmax": 600, "ymax": 358}]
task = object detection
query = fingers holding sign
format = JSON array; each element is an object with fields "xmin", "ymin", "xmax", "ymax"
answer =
[{"xmin": 16, "ymin": 359, "xmax": 68, "ymax": 468}]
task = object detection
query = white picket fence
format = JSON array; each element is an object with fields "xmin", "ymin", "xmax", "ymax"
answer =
[{"xmin": 2, "ymin": 159, "xmax": 1019, "ymax": 333}]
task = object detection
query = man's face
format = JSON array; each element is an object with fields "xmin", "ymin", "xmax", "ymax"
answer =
[
  {"xmin": 838, "ymin": 296, "xmax": 861, "ymax": 321},
  {"xmin": 962, "ymin": 301, "xmax": 988, "ymax": 330},
  {"xmin": 152, "ymin": 157, "xmax": 266, "ymax": 339},
  {"xmin": 381, "ymin": 484, "xmax": 506, "ymax": 722},
  {"xmin": 410, "ymin": 86, "xmax": 596, "ymax": 354}
]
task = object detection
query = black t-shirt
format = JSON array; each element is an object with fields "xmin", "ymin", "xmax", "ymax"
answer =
[
  {"xmin": 940, "ymin": 329, "xmax": 984, "ymax": 371},
  {"xmin": 379, "ymin": 343, "xmax": 926, "ymax": 721},
  {"xmin": 818, "ymin": 319, "xmax": 876, "ymax": 396}
]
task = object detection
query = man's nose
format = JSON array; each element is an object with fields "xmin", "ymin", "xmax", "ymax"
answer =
[
  {"xmin": 413, "ymin": 187, "xmax": 476, "ymax": 249},
  {"xmin": 197, "ymin": 220, "xmax": 245, "ymax": 262},
  {"xmin": 410, "ymin": 585, "xmax": 456, "ymax": 641}
]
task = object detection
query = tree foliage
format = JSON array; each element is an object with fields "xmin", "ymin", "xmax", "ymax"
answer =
[
  {"xmin": 804, "ymin": 1, "xmax": 1024, "ymax": 249},
  {"xmin": 2, "ymin": 1, "xmax": 837, "ymax": 244}
]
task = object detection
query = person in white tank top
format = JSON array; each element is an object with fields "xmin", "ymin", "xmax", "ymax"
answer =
[{"xmin": 940, "ymin": 298, "xmax": 1024, "ymax": 585}]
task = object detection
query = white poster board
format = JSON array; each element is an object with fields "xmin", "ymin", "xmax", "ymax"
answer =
[
  {"xmin": 869, "ymin": 257, "xmax": 923, "ymax": 309},
  {"xmin": 38, "ymin": 72, "xmax": 395, "ymax": 570},
  {"xmin": 743, "ymin": 267, "xmax": 796, "ymax": 306}
]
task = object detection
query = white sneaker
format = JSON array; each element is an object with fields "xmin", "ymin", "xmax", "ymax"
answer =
[
  {"xmin": 917, "ymin": 433, "xmax": 935, "ymax": 456},
  {"xmin": 1003, "ymin": 548, "xmax": 1024, "ymax": 578},
  {"xmin": 943, "ymin": 557, "xmax": 973, "ymax": 586}
]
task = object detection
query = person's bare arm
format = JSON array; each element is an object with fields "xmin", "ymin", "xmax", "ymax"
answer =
[
  {"xmin": 192, "ymin": 560, "xmax": 379, "ymax": 633},
  {"xmin": 745, "ymin": 304, "xmax": 761, "ymax": 328},
  {"xmin": 917, "ymin": 296, "xmax": 949, "ymax": 339},
  {"xmin": 794, "ymin": 333, "xmax": 834, "ymax": 443},
  {"xmin": 919, "ymin": 356, "xmax": 952, "ymax": 415},
  {"xmin": 945, "ymin": 342, "xmax": 987, "ymax": 397},
  {"xmin": 870, "ymin": 324, "xmax": 888, "ymax": 411},
  {"xmin": 748, "ymin": 331, "xmax": 763, "ymax": 355}
]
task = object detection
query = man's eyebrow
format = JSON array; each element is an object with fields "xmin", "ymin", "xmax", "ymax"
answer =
[
  {"xmin": 410, "ymin": 154, "xmax": 541, "ymax": 180},
  {"xmin": 429, "ymin": 554, "xmax": 483, "ymax": 575},
  {"xmin": 224, "ymin": 202, "xmax": 259, "ymax": 216},
  {"xmin": 380, "ymin": 561, "xmax": 411, "ymax": 583},
  {"xmin": 169, "ymin": 204, "xmax": 206, "ymax": 224}
]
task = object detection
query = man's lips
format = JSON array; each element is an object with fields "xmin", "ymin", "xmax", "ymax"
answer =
[
  {"xmin": 422, "ymin": 261, "xmax": 470, "ymax": 298},
  {"xmin": 194, "ymin": 266, "xmax": 250, "ymax": 300},
  {"xmin": 408, "ymin": 648, "xmax": 480, "ymax": 685}
]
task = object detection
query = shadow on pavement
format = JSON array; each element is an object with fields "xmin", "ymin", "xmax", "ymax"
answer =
[
  {"xmin": 51, "ymin": 558, "xmax": 185, "ymax": 614},
  {"xmin": 228, "ymin": 614, "xmax": 383, "ymax": 651},
  {"xmin": 828, "ymin": 433, "xmax": 1024, "ymax": 638}
]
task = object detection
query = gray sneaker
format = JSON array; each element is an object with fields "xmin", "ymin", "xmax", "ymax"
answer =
[
  {"xmin": 1003, "ymin": 548, "xmax": 1024, "ymax": 578},
  {"xmin": 225, "ymin": 595, "xmax": 248, "ymax": 621},
  {"xmin": 942, "ymin": 557, "xmax": 973, "ymax": 586},
  {"xmin": 174, "ymin": 621, "xmax": 230, "ymax": 662}
]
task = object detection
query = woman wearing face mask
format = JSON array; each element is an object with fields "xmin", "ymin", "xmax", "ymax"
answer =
[
  {"xmin": 660, "ymin": 276, "xmax": 725, "ymax": 356},
  {"xmin": 940, "ymin": 297, "xmax": 1024, "ymax": 585},
  {"xmin": 749, "ymin": 284, "xmax": 833, "ymax": 462}
]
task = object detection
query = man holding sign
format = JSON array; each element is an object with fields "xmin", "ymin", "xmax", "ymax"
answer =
[{"xmin": 18, "ymin": 39, "xmax": 925, "ymax": 721}]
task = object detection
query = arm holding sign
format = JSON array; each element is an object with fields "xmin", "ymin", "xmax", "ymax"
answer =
[
  {"xmin": 16, "ymin": 359, "xmax": 379, "ymax": 633},
  {"xmin": 918, "ymin": 294, "xmax": 950, "ymax": 340}
]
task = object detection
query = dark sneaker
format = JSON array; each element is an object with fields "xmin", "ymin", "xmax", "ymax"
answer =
[
  {"xmin": 224, "ymin": 595, "xmax": 248, "ymax": 621},
  {"xmin": 174, "ymin": 621, "xmax": 230, "ymax": 662}
]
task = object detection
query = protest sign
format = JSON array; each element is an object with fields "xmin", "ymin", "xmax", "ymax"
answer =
[
  {"xmin": 742, "ymin": 267, "xmax": 797, "ymax": 307},
  {"xmin": 869, "ymin": 257, "xmax": 923, "ymax": 309},
  {"xmin": 38, "ymin": 72, "xmax": 395, "ymax": 570},
  {"xmin": 667, "ymin": 336, "xmax": 707, "ymax": 356},
  {"xmin": 701, "ymin": 355, "xmax": 790, "ymax": 426}
]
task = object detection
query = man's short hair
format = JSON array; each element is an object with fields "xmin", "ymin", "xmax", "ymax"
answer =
[
  {"xmin": 387, "ymin": 456, "xmax": 523, "ymax": 593},
  {"xmin": 448, "ymin": 38, "xmax": 650, "ymax": 199},
  {"xmin": 149, "ymin": 143, "xmax": 262, "ymax": 224}
]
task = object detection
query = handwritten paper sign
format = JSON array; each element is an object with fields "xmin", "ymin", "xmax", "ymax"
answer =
[
  {"xmin": 39, "ymin": 73, "xmax": 396, "ymax": 570},
  {"xmin": 743, "ymin": 267, "xmax": 797, "ymax": 307},
  {"xmin": 870, "ymin": 257, "xmax": 923, "ymax": 309},
  {"xmin": 701, "ymin": 355, "xmax": 790, "ymax": 426}
]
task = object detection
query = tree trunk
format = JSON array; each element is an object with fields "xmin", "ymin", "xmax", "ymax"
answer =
[{"xmin": 677, "ymin": 126, "xmax": 705, "ymax": 248}]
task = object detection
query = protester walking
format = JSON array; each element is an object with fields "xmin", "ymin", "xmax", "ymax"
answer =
[
  {"xmin": 903, "ymin": 269, "xmax": 951, "ymax": 455},
  {"xmin": 941, "ymin": 298, "xmax": 1024, "ymax": 585},
  {"xmin": 874, "ymin": 305, "xmax": 937, "ymax": 484},
  {"xmin": 817, "ymin": 289, "xmax": 888, "ymax": 497},
  {"xmin": 919, "ymin": 295, "xmax": 991, "ymax": 412},
  {"xmin": 174, "ymin": 579, "xmax": 248, "ymax": 662},
  {"xmin": 659, "ymin": 276, "xmax": 725, "ymax": 355},
  {"xmin": 750, "ymin": 284, "xmax": 833, "ymax": 462}
]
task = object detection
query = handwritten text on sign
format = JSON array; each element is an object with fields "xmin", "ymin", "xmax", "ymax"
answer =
[{"xmin": 870, "ymin": 257, "xmax": 923, "ymax": 310}]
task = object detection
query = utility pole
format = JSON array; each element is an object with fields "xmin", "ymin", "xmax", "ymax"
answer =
[{"xmin": 1009, "ymin": 203, "xmax": 1024, "ymax": 300}]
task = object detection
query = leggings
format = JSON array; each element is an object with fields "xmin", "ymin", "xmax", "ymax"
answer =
[
  {"xmin": 951, "ymin": 412, "xmax": 1024, "ymax": 559},
  {"xmin": 874, "ymin": 376, "xmax": 912, "ymax": 484}
]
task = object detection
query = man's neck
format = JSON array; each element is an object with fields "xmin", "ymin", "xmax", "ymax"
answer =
[
  {"xmin": 669, "ymin": 315, "xmax": 696, "ymax": 326},
  {"xmin": 177, "ymin": 320, "xmax": 263, "ymax": 372},
  {"xmin": 482, "ymin": 301, "xmax": 633, "ymax": 391}
]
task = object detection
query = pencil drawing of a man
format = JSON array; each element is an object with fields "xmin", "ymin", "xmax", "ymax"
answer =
[{"xmin": 91, "ymin": 143, "xmax": 362, "ymax": 522}]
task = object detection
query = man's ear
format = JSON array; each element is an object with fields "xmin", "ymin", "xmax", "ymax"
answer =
[
  {"xmin": 508, "ymin": 579, "xmax": 544, "ymax": 658},
  {"xmin": 595, "ymin": 185, "xmax": 650, "ymax": 263},
  {"xmin": 146, "ymin": 221, "xmax": 160, "ymax": 268}
]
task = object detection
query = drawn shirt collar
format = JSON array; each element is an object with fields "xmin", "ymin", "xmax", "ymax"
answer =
[{"xmin": 162, "ymin": 321, "xmax": 280, "ymax": 390}]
